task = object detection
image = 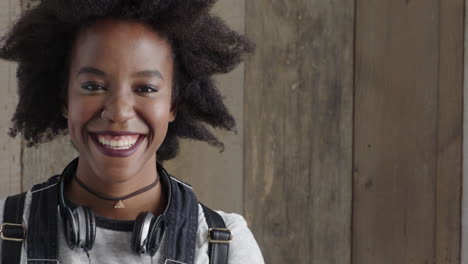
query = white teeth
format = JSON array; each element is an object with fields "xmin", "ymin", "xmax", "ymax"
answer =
[{"xmin": 96, "ymin": 135, "xmax": 138, "ymax": 150}]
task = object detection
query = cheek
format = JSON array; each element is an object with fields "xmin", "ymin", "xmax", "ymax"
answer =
[
  {"xmin": 67, "ymin": 96, "xmax": 101, "ymax": 138},
  {"xmin": 141, "ymin": 99, "xmax": 173, "ymax": 139},
  {"xmin": 152, "ymin": 103, "xmax": 173, "ymax": 120}
]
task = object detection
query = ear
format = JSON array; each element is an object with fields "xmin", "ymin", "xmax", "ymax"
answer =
[
  {"xmin": 169, "ymin": 105, "xmax": 177, "ymax": 122},
  {"xmin": 61, "ymin": 104, "xmax": 68, "ymax": 119}
]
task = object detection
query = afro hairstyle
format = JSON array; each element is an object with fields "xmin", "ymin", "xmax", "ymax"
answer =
[{"xmin": 0, "ymin": 0, "xmax": 254, "ymax": 161}]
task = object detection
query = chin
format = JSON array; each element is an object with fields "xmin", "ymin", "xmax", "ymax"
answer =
[{"xmin": 95, "ymin": 163, "xmax": 141, "ymax": 183}]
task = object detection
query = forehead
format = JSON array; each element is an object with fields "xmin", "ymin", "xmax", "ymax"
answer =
[{"xmin": 69, "ymin": 18, "xmax": 173, "ymax": 75}]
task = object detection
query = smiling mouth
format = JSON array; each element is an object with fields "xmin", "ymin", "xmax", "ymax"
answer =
[
  {"xmin": 96, "ymin": 134, "xmax": 139, "ymax": 149},
  {"xmin": 90, "ymin": 132, "xmax": 146, "ymax": 157}
]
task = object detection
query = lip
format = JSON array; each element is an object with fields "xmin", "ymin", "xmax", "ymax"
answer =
[{"xmin": 89, "ymin": 132, "xmax": 146, "ymax": 157}]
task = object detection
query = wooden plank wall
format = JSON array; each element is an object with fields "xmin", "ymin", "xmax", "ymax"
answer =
[
  {"xmin": 463, "ymin": 0, "xmax": 468, "ymax": 261},
  {"xmin": 435, "ymin": 2, "xmax": 463, "ymax": 263},
  {"xmin": 244, "ymin": 0, "xmax": 463, "ymax": 263},
  {"xmin": 354, "ymin": 1, "xmax": 463, "ymax": 264},
  {"xmin": 244, "ymin": 0, "xmax": 354, "ymax": 263}
]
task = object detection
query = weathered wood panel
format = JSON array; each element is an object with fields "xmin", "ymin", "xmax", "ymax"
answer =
[
  {"xmin": 354, "ymin": 0, "xmax": 462, "ymax": 263},
  {"xmin": 354, "ymin": 1, "xmax": 438, "ymax": 262},
  {"xmin": 436, "ymin": 1, "xmax": 463, "ymax": 263},
  {"xmin": 165, "ymin": 0, "xmax": 245, "ymax": 214},
  {"xmin": 244, "ymin": 0, "xmax": 354, "ymax": 263},
  {"xmin": 0, "ymin": 0, "xmax": 21, "ymax": 198},
  {"xmin": 461, "ymin": 0, "xmax": 468, "ymax": 262}
]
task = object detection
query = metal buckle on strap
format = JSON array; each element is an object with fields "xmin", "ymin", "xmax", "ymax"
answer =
[
  {"xmin": 0, "ymin": 223, "xmax": 26, "ymax": 242},
  {"xmin": 207, "ymin": 228, "xmax": 232, "ymax": 244}
]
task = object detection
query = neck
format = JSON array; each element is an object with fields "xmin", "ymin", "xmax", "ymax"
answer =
[{"xmin": 65, "ymin": 157, "xmax": 166, "ymax": 220}]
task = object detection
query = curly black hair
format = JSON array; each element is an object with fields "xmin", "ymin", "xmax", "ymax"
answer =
[{"xmin": 0, "ymin": 0, "xmax": 254, "ymax": 161}]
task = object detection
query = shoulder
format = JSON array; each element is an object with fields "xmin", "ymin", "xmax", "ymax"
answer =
[
  {"xmin": 0, "ymin": 190, "xmax": 33, "ymax": 263},
  {"xmin": 0, "ymin": 190, "xmax": 33, "ymax": 222},
  {"xmin": 0, "ymin": 176, "xmax": 57, "ymax": 233},
  {"xmin": 195, "ymin": 204, "xmax": 265, "ymax": 264}
]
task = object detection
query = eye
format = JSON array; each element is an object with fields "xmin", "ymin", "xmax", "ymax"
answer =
[
  {"xmin": 134, "ymin": 85, "xmax": 159, "ymax": 94},
  {"xmin": 81, "ymin": 82, "xmax": 105, "ymax": 91}
]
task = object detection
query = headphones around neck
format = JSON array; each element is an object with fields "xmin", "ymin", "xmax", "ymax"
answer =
[{"xmin": 57, "ymin": 158, "xmax": 168, "ymax": 256}]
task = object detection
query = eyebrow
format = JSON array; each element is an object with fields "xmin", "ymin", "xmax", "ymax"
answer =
[
  {"xmin": 77, "ymin": 67, "xmax": 106, "ymax": 77},
  {"xmin": 132, "ymin": 70, "xmax": 164, "ymax": 79},
  {"xmin": 77, "ymin": 67, "xmax": 164, "ymax": 80}
]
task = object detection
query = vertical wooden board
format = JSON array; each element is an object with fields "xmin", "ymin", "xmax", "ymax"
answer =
[
  {"xmin": 353, "ymin": 0, "xmax": 442, "ymax": 263},
  {"xmin": 0, "ymin": 0, "xmax": 22, "ymax": 198},
  {"xmin": 165, "ymin": 0, "xmax": 245, "ymax": 214},
  {"xmin": 436, "ymin": 1, "xmax": 463, "ymax": 263},
  {"xmin": 462, "ymin": 0, "xmax": 468, "ymax": 262},
  {"xmin": 244, "ymin": 0, "xmax": 354, "ymax": 263}
]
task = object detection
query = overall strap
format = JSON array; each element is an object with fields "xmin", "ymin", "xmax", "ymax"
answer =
[
  {"xmin": 26, "ymin": 176, "xmax": 60, "ymax": 264},
  {"xmin": 163, "ymin": 175, "xmax": 199, "ymax": 264},
  {"xmin": 1, "ymin": 192, "xmax": 27, "ymax": 264},
  {"xmin": 201, "ymin": 204, "xmax": 231, "ymax": 264}
]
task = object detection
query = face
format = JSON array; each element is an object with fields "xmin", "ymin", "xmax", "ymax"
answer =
[{"xmin": 65, "ymin": 19, "xmax": 175, "ymax": 181}]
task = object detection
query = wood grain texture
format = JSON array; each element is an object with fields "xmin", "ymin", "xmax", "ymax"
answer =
[
  {"xmin": 354, "ymin": 0, "xmax": 462, "ymax": 263},
  {"xmin": 436, "ymin": 1, "xmax": 463, "ymax": 263},
  {"xmin": 463, "ymin": 0, "xmax": 468, "ymax": 261},
  {"xmin": 0, "ymin": 0, "xmax": 21, "ymax": 198},
  {"xmin": 165, "ymin": 0, "xmax": 245, "ymax": 214},
  {"xmin": 244, "ymin": 0, "xmax": 354, "ymax": 263},
  {"xmin": 354, "ymin": 1, "xmax": 438, "ymax": 262}
]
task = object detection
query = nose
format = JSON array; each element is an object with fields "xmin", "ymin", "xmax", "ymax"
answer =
[{"xmin": 101, "ymin": 91, "xmax": 135, "ymax": 123}]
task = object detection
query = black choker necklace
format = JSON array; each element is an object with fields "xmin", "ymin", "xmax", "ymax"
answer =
[{"xmin": 72, "ymin": 172, "xmax": 160, "ymax": 209}]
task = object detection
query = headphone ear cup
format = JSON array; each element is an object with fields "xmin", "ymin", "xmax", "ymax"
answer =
[
  {"xmin": 131, "ymin": 212, "xmax": 155, "ymax": 254},
  {"xmin": 62, "ymin": 207, "xmax": 79, "ymax": 250},
  {"xmin": 83, "ymin": 206, "xmax": 96, "ymax": 251},
  {"xmin": 147, "ymin": 215, "xmax": 165, "ymax": 257},
  {"xmin": 131, "ymin": 212, "xmax": 145, "ymax": 253}
]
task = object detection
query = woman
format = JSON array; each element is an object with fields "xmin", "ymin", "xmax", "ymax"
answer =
[{"xmin": 0, "ymin": 1, "xmax": 263, "ymax": 263}]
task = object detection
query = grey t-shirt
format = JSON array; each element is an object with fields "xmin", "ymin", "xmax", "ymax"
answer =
[{"xmin": 0, "ymin": 190, "xmax": 264, "ymax": 264}]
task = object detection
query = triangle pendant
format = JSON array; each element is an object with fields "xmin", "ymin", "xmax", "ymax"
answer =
[{"xmin": 114, "ymin": 200, "xmax": 125, "ymax": 208}]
